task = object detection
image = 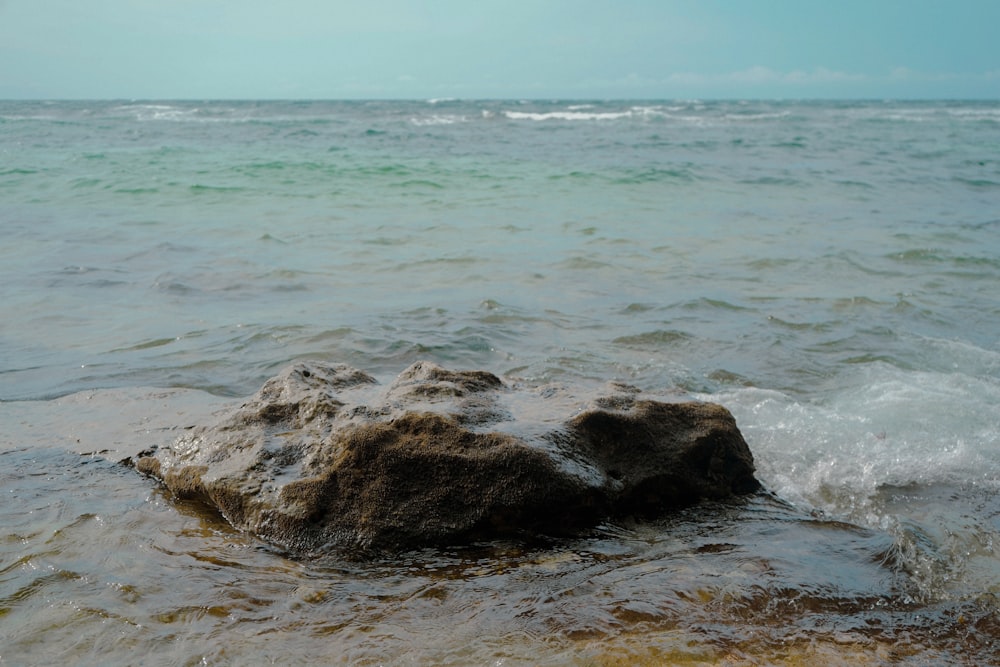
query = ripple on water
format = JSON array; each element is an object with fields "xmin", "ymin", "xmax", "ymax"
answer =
[{"xmin": 3, "ymin": 441, "xmax": 999, "ymax": 665}]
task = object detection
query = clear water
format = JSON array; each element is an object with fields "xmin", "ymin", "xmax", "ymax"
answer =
[{"xmin": 2, "ymin": 100, "xmax": 1000, "ymax": 664}]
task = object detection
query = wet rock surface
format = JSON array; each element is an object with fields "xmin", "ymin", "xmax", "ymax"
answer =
[{"xmin": 134, "ymin": 361, "xmax": 760, "ymax": 553}]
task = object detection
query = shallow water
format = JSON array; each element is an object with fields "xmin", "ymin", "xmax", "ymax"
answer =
[
  {"xmin": 3, "ymin": 442, "xmax": 998, "ymax": 665},
  {"xmin": 2, "ymin": 99, "xmax": 1000, "ymax": 664}
]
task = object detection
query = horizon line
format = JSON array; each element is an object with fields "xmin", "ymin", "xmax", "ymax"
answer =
[{"xmin": 3, "ymin": 96, "xmax": 1000, "ymax": 103}]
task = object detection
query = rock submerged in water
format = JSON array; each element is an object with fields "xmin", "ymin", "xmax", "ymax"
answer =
[{"xmin": 134, "ymin": 361, "xmax": 760, "ymax": 554}]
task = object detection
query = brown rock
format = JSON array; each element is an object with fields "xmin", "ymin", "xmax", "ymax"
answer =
[{"xmin": 134, "ymin": 361, "xmax": 759, "ymax": 554}]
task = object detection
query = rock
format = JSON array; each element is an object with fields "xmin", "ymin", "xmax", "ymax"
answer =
[{"xmin": 134, "ymin": 360, "xmax": 760, "ymax": 554}]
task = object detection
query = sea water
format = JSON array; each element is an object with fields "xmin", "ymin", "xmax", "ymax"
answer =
[{"xmin": 2, "ymin": 99, "xmax": 999, "ymax": 664}]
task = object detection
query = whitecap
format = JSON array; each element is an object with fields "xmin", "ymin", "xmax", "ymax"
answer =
[
  {"xmin": 502, "ymin": 109, "xmax": 634, "ymax": 122},
  {"xmin": 945, "ymin": 107, "xmax": 1000, "ymax": 121},
  {"xmin": 112, "ymin": 103, "xmax": 252, "ymax": 123},
  {"xmin": 720, "ymin": 110, "xmax": 792, "ymax": 122},
  {"xmin": 704, "ymin": 363, "xmax": 1000, "ymax": 521},
  {"xmin": 409, "ymin": 114, "xmax": 468, "ymax": 126}
]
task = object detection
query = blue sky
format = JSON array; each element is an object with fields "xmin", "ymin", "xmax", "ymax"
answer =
[{"xmin": 1, "ymin": 0, "xmax": 998, "ymax": 99}]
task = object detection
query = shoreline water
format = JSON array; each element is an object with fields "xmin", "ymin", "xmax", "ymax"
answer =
[
  {"xmin": 3, "ymin": 374, "xmax": 999, "ymax": 664},
  {"xmin": 2, "ymin": 99, "xmax": 999, "ymax": 663}
]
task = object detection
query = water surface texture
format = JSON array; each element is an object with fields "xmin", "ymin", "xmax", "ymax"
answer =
[{"xmin": 2, "ymin": 100, "xmax": 1000, "ymax": 664}]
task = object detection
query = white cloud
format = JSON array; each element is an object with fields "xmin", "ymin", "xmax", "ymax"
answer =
[{"xmin": 728, "ymin": 66, "xmax": 781, "ymax": 84}]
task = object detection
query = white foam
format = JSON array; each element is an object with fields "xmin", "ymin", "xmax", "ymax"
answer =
[
  {"xmin": 720, "ymin": 110, "xmax": 792, "ymax": 121},
  {"xmin": 500, "ymin": 104, "xmax": 791, "ymax": 125},
  {"xmin": 112, "ymin": 103, "xmax": 249, "ymax": 123},
  {"xmin": 409, "ymin": 114, "xmax": 468, "ymax": 126},
  {"xmin": 702, "ymin": 363, "xmax": 1000, "ymax": 518},
  {"xmin": 500, "ymin": 105, "xmax": 676, "ymax": 122},
  {"xmin": 945, "ymin": 107, "xmax": 1000, "ymax": 121},
  {"xmin": 843, "ymin": 104, "xmax": 1000, "ymax": 124},
  {"xmin": 114, "ymin": 103, "xmax": 194, "ymax": 121},
  {"xmin": 503, "ymin": 109, "xmax": 633, "ymax": 122}
]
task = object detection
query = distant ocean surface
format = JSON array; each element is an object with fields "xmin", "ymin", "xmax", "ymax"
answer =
[{"xmin": 2, "ymin": 99, "xmax": 1000, "ymax": 664}]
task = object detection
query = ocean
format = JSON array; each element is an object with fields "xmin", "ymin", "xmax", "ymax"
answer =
[{"xmin": 2, "ymin": 99, "xmax": 999, "ymax": 664}]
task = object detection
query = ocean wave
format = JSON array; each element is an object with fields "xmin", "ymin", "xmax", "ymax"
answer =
[
  {"xmin": 109, "ymin": 103, "xmax": 306, "ymax": 124},
  {"xmin": 0, "ymin": 113, "xmax": 65, "ymax": 122},
  {"xmin": 503, "ymin": 109, "xmax": 634, "ymax": 121},
  {"xmin": 409, "ymin": 114, "xmax": 470, "ymax": 126},
  {"xmin": 711, "ymin": 360, "xmax": 1000, "ymax": 515},
  {"xmin": 498, "ymin": 105, "xmax": 800, "ymax": 126},
  {"xmin": 844, "ymin": 104, "xmax": 1000, "ymax": 124},
  {"xmin": 502, "ymin": 105, "xmax": 670, "ymax": 122},
  {"xmin": 113, "ymin": 103, "xmax": 210, "ymax": 122},
  {"xmin": 721, "ymin": 110, "xmax": 792, "ymax": 121}
]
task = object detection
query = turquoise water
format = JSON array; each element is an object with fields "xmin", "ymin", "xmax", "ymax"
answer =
[{"xmin": 2, "ymin": 100, "xmax": 1000, "ymax": 664}]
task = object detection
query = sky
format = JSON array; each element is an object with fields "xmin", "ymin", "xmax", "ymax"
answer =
[{"xmin": 1, "ymin": 0, "xmax": 998, "ymax": 100}]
